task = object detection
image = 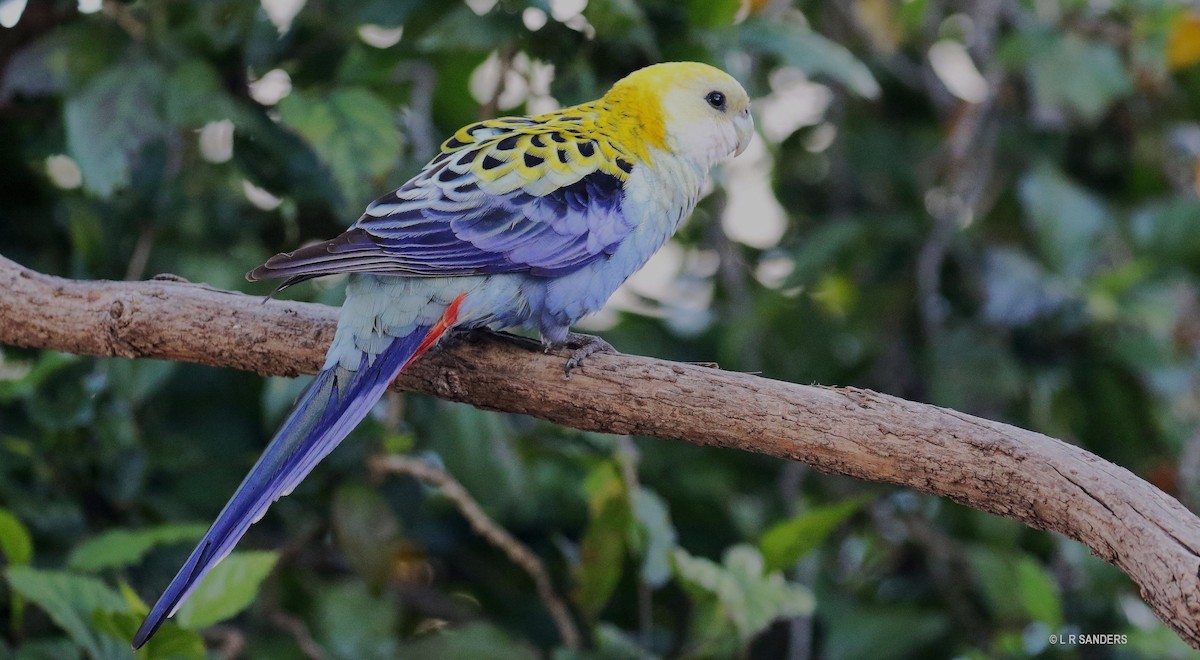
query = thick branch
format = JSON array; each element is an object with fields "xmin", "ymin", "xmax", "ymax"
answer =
[{"xmin": 2, "ymin": 254, "xmax": 1199, "ymax": 646}]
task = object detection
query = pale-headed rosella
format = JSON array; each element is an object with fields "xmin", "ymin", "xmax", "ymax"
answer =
[{"xmin": 133, "ymin": 61, "xmax": 753, "ymax": 647}]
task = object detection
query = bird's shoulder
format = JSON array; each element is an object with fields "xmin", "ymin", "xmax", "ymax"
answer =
[{"xmin": 423, "ymin": 104, "xmax": 641, "ymax": 196}]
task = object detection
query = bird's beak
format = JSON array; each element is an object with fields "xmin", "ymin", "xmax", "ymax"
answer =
[{"xmin": 734, "ymin": 107, "xmax": 754, "ymax": 157}]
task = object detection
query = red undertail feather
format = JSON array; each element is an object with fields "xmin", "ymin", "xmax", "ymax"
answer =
[{"xmin": 403, "ymin": 293, "xmax": 467, "ymax": 370}]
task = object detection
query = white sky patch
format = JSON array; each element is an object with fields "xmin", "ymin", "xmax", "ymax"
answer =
[
  {"xmin": 722, "ymin": 136, "xmax": 788, "ymax": 249},
  {"xmin": 470, "ymin": 51, "xmax": 528, "ymax": 110},
  {"xmin": 470, "ymin": 51, "xmax": 556, "ymax": 112},
  {"xmin": 45, "ymin": 155, "xmax": 82, "ymax": 189},
  {"xmin": 249, "ymin": 68, "xmax": 292, "ymax": 106},
  {"xmin": 549, "ymin": 0, "xmax": 593, "ymax": 37},
  {"xmin": 756, "ymin": 67, "xmax": 832, "ymax": 143},
  {"xmin": 199, "ymin": 119, "xmax": 235, "ymax": 163},
  {"xmin": 358, "ymin": 24, "xmax": 403, "ymax": 48},
  {"xmin": 527, "ymin": 94, "xmax": 560, "ymax": 115},
  {"xmin": 77, "ymin": 0, "xmax": 101, "ymax": 14},
  {"xmin": 522, "ymin": 7, "xmax": 548, "ymax": 31},
  {"xmin": 625, "ymin": 240, "xmax": 684, "ymax": 302},
  {"xmin": 587, "ymin": 242, "xmax": 726, "ymax": 336},
  {"xmin": 525, "ymin": 57, "xmax": 557, "ymax": 114},
  {"xmin": 754, "ymin": 252, "xmax": 795, "ymax": 289},
  {"xmin": 1119, "ymin": 593, "xmax": 1160, "ymax": 629},
  {"xmin": 586, "ymin": 241, "xmax": 717, "ymax": 335},
  {"xmin": 243, "ymin": 179, "xmax": 283, "ymax": 211},
  {"xmin": 575, "ymin": 307, "xmax": 620, "ymax": 331},
  {"xmin": 564, "ymin": 14, "xmax": 595, "ymax": 38},
  {"xmin": 928, "ymin": 39, "xmax": 988, "ymax": 104},
  {"xmin": 549, "ymin": 0, "xmax": 586, "ymax": 21},
  {"xmin": 0, "ymin": 0, "xmax": 27, "ymax": 27},
  {"xmin": 804, "ymin": 122, "xmax": 837, "ymax": 153},
  {"xmin": 0, "ymin": 350, "xmax": 33, "ymax": 382},
  {"xmin": 464, "ymin": 0, "xmax": 497, "ymax": 16},
  {"xmin": 261, "ymin": 0, "xmax": 305, "ymax": 35}
]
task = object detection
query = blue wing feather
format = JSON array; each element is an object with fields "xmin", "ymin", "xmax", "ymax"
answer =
[{"xmin": 247, "ymin": 154, "xmax": 632, "ymax": 286}]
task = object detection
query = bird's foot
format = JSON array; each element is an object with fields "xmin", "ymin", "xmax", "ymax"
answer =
[{"xmin": 557, "ymin": 332, "xmax": 618, "ymax": 379}]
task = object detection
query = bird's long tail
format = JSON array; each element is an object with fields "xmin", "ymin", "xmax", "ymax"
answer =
[{"xmin": 132, "ymin": 294, "xmax": 465, "ymax": 648}]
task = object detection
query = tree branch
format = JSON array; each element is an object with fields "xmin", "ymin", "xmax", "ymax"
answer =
[{"xmin": 2, "ymin": 253, "xmax": 1199, "ymax": 647}]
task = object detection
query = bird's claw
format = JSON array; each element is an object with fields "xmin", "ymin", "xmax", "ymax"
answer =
[{"xmin": 561, "ymin": 332, "xmax": 617, "ymax": 379}]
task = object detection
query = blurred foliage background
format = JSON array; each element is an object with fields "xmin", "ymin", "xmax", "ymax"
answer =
[{"xmin": 3, "ymin": 0, "xmax": 1200, "ymax": 657}]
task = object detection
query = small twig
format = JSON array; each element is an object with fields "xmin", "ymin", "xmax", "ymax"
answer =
[
  {"xmin": 268, "ymin": 610, "xmax": 327, "ymax": 660},
  {"xmin": 369, "ymin": 455, "xmax": 581, "ymax": 649},
  {"xmin": 124, "ymin": 225, "xmax": 156, "ymax": 282},
  {"xmin": 100, "ymin": 0, "xmax": 145, "ymax": 40},
  {"xmin": 395, "ymin": 62, "xmax": 440, "ymax": 162}
]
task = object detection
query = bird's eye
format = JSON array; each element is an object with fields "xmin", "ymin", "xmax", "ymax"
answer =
[{"xmin": 705, "ymin": 91, "xmax": 727, "ymax": 111}]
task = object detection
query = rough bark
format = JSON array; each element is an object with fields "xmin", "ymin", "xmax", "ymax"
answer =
[{"xmin": 2, "ymin": 253, "xmax": 1199, "ymax": 646}]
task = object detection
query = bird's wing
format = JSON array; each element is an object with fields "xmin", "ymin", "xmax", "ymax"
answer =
[{"xmin": 248, "ymin": 113, "xmax": 639, "ymax": 287}]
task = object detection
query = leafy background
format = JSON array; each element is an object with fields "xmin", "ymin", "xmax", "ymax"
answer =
[{"xmin": 3, "ymin": 0, "xmax": 1200, "ymax": 658}]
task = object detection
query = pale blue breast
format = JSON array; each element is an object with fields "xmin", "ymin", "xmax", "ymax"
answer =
[{"xmin": 531, "ymin": 150, "xmax": 707, "ymax": 343}]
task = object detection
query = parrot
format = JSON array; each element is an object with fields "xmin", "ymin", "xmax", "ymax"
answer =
[{"xmin": 132, "ymin": 61, "xmax": 753, "ymax": 647}]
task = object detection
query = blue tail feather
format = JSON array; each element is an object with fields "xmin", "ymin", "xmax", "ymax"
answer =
[{"xmin": 132, "ymin": 327, "xmax": 430, "ymax": 648}]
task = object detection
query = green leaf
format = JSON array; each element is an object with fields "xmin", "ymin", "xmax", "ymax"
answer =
[
  {"xmin": 759, "ymin": 498, "xmax": 864, "ymax": 571},
  {"xmin": 103, "ymin": 359, "xmax": 178, "ymax": 407},
  {"xmin": 332, "ymin": 483, "xmax": 403, "ymax": 589},
  {"xmin": 92, "ymin": 609, "xmax": 205, "ymax": 659},
  {"xmin": 4, "ymin": 567, "xmax": 129, "ymax": 660},
  {"xmin": 430, "ymin": 51, "xmax": 493, "ymax": 135},
  {"xmin": 415, "ymin": 5, "xmax": 517, "ymax": 53},
  {"xmin": 315, "ymin": 581, "xmax": 400, "ymax": 660},
  {"xmin": 278, "ymin": 87, "xmax": 402, "ymax": 212},
  {"xmin": 574, "ymin": 463, "xmax": 631, "ymax": 619},
  {"xmin": 787, "ymin": 220, "xmax": 864, "ymax": 286},
  {"xmin": 174, "ymin": 551, "xmax": 278, "ymax": 631},
  {"xmin": 1131, "ymin": 198, "xmax": 1200, "ymax": 262},
  {"xmin": 1018, "ymin": 163, "xmax": 1111, "ymax": 278},
  {"xmin": 1026, "ymin": 34, "xmax": 1132, "ymax": 123},
  {"xmin": 673, "ymin": 545, "xmax": 814, "ymax": 643},
  {"xmin": 820, "ymin": 602, "xmax": 949, "ymax": 660},
  {"xmin": 584, "ymin": 0, "xmax": 658, "ymax": 57},
  {"xmin": 1015, "ymin": 555, "xmax": 1063, "ymax": 626},
  {"xmin": 687, "ymin": 0, "xmax": 741, "ymax": 28},
  {"xmin": 0, "ymin": 509, "xmax": 32, "ymax": 567},
  {"xmin": 739, "ymin": 20, "xmax": 880, "ymax": 99},
  {"xmin": 967, "ymin": 546, "xmax": 1062, "ymax": 626},
  {"xmin": 67, "ymin": 524, "xmax": 207, "ymax": 573},
  {"xmin": 629, "ymin": 488, "xmax": 676, "ymax": 588},
  {"xmin": 163, "ymin": 59, "xmax": 239, "ymax": 127},
  {"xmin": 64, "ymin": 59, "xmax": 168, "ymax": 198},
  {"xmin": 0, "ymin": 509, "xmax": 33, "ymax": 648}
]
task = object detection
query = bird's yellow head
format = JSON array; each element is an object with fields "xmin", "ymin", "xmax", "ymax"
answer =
[{"xmin": 602, "ymin": 62, "xmax": 753, "ymax": 167}]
